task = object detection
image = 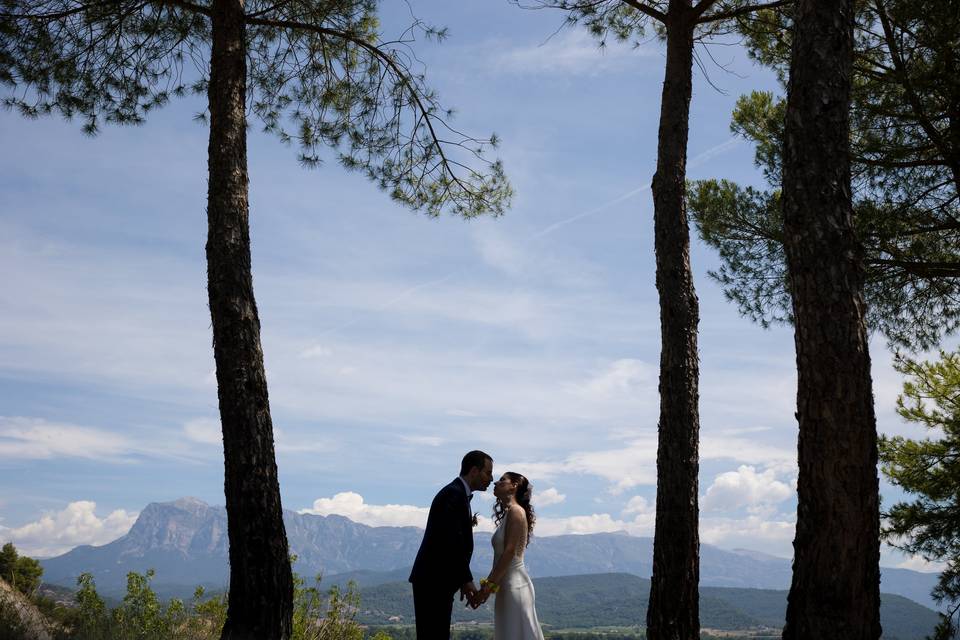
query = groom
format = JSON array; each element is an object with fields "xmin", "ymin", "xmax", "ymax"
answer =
[{"xmin": 409, "ymin": 450, "xmax": 493, "ymax": 639}]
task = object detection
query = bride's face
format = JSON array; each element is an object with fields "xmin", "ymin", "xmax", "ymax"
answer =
[{"xmin": 493, "ymin": 475, "xmax": 516, "ymax": 500}]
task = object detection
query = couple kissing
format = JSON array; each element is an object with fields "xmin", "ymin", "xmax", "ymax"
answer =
[{"xmin": 409, "ymin": 450, "xmax": 545, "ymax": 640}]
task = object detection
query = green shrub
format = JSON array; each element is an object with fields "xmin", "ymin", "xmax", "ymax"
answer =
[
  {"xmin": 57, "ymin": 564, "xmax": 384, "ymax": 640},
  {"xmin": 0, "ymin": 544, "xmax": 43, "ymax": 597}
]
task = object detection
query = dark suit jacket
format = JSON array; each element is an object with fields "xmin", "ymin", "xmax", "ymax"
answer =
[{"xmin": 409, "ymin": 478, "xmax": 474, "ymax": 592}]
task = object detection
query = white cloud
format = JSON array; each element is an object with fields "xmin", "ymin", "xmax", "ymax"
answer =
[
  {"xmin": 183, "ymin": 418, "xmax": 221, "ymax": 445},
  {"xmin": 473, "ymin": 227, "xmax": 529, "ymax": 278},
  {"xmin": 699, "ymin": 514, "xmax": 797, "ymax": 558},
  {"xmin": 893, "ymin": 555, "xmax": 946, "ymax": 573},
  {"xmin": 536, "ymin": 513, "xmax": 626, "ymax": 536},
  {"xmin": 273, "ymin": 428, "xmax": 335, "ymax": 455},
  {"xmin": 568, "ymin": 359, "xmax": 656, "ymax": 402},
  {"xmin": 506, "ymin": 437, "xmax": 658, "ymax": 494},
  {"xmin": 566, "ymin": 444, "xmax": 659, "ymax": 493},
  {"xmin": 299, "ymin": 492, "xmax": 429, "ymax": 528},
  {"xmin": 471, "ymin": 225, "xmax": 602, "ymax": 288},
  {"xmin": 446, "ymin": 409, "xmax": 478, "ymax": 418},
  {"xmin": 622, "ymin": 495, "xmax": 651, "ymax": 515},
  {"xmin": 494, "ymin": 30, "xmax": 653, "ymax": 76},
  {"xmin": 0, "ymin": 226, "xmax": 212, "ymax": 396},
  {"xmin": 718, "ymin": 426, "xmax": 772, "ymax": 436},
  {"xmin": 299, "ymin": 344, "xmax": 332, "ymax": 359},
  {"xmin": 700, "ymin": 435, "xmax": 796, "ymax": 466},
  {"xmin": 474, "ymin": 491, "xmax": 495, "ymax": 504},
  {"xmin": 514, "ymin": 431, "xmax": 794, "ymax": 495},
  {"xmin": 180, "ymin": 418, "xmax": 330, "ymax": 455},
  {"xmin": 533, "ymin": 487, "xmax": 565, "ymax": 507},
  {"xmin": 702, "ymin": 465, "xmax": 793, "ymax": 513},
  {"xmin": 2, "ymin": 501, "xmax": 138, "ymax": 558},
  {"xmin": 295, "ymin": 491, "xmax": 651, "ymax": 537},
  {"xmin": 536, "ymin": 499, "xmax": 657, "ymax": 537},
  {"xmin": 400, "ymin": 435, "xmax": 445, "ymax": 447},
  {"xmin": 0, "ymin": 416, "xmax": 134, "ymax": 461}
]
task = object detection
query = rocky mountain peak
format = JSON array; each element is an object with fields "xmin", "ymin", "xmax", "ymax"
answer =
[
  {"xmin": 123, "ymin": 498, "xmax": 227, "ymax": 556},
  {"xmin": 171, "ymin": 496, "xmax": 211, "ymax": 510}
]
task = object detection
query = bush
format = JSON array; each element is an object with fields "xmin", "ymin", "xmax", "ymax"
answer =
[
  {"xmin": 58, "ymin": 566, "xmax": 384, "ymax": 640},
  {"xmin": 0, "ymin": 544, "xmax": 43, "ymax": 597}
]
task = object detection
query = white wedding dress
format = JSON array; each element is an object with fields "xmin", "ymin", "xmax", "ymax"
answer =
[{"xmin": 491, "ymin": 520, "xmax": 545, "ymax": 640}]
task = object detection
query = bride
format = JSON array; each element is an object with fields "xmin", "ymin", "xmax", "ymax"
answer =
[{"xmin": 474, "ymin": 472, "xmax": 545, "ymax": 640}]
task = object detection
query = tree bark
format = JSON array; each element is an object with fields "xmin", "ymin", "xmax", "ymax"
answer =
[
  {"xmin": 781, "ymin": 0, "xmax": 881, "ymax": 638},
  {"xmin": 646, "ymin": 3, "xmax": 700, "ymax": 639},
  {"xmin": 206, "ymin": 1, "xmax": 293, "ymax": 638}
]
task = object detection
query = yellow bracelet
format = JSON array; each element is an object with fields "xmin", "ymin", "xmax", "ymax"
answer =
[{"xmin": 480, "ymin": 578, "xmax": 500, "ymax": 593}]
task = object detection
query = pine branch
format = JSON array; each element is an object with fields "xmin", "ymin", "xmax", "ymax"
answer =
[
  {"xmin": 0, "ymin": 2, "xmax": 97, "ymax": 20},
  {"xmin": 619, "ymin": 0, "xmax": 666, "ymax": 23},
  {"xmin": 870, "ymin": 259, "xmax": 960, "ymax": 279},
  {"xmin": 243, "ymin": 14, "xmax": 478, "ymax": 204},
  {"xmin": 874, "ymin": 0, "xmax": 960, "ymax": 185},
  {"xmin": 153, "ymin": 0, "xmax": 210, "ymax": 16},
  {"xmin": 696, "ymin": 0, "xmax": 793, "ymax": 24}
]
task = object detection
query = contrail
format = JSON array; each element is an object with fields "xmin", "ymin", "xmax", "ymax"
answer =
[
  {"xmin": 317, "ymin": 272, "xmax": 459, "ymax": 336},
  {"xmin": 319, "ymin": 136, "xmax": 741, "ymax": 333},
  {"xmin": 531, "ymin": 136, "xmax": 741, "ymax": 240}
]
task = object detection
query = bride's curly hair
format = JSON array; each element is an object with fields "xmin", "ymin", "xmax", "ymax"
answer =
[{"xmin": 493, "ymin": 472, "xmax": 536, "ymax": 547}]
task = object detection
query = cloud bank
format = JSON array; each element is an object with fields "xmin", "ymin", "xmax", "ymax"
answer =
[{"xmin": 1, "ymin": 501, "xmax": 138, "ymax": 558}]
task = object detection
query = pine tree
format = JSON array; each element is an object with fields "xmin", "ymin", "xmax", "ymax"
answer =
[
  {"xmin": 882, "ymin": 350, "xmax": 960, "ymax": 639},
  {"xmin": 0, "ymin": 543, "xmax": 43, "ymax": 596},
  {"xmin": 779, "ymin": 0, "xmax": 880, "ymax": 636},
  {"xmin": 688, "ymin": 0, "xmax": 960, "ymax": 350},
  {"xmin": 0, "ymin": 3, "xmax": 510, "ymax": 637},
  {"xmin": 505, "ymin": 2, "xmax": 791, "ymax": 637}
]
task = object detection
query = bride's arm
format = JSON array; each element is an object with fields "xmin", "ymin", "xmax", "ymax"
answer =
[{"xmin": 486, "ymin": 506, "xmax": 526, "ymax": 586}]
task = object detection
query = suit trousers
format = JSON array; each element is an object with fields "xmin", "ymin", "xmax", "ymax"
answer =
[{"xmin": 412, "ymin": 581, "xmax": 457, "ymax": 639}]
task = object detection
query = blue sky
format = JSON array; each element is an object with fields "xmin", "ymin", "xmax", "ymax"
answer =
[{"xmin": 0, "ymin": 0, "xmax": 936, "ymax": 571}]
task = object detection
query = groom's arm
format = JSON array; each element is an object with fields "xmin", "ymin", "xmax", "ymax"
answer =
[{"xmin": 433, "ymin": 486, "xmax": 474, "ymax": 587}]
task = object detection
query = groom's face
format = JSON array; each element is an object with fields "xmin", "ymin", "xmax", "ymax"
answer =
[{"xmin": 469, "ymin": 459, "xmax": 494, "ymax": 492}]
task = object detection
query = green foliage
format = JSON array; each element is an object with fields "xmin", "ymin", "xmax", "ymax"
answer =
[
  {"xmin": 881, "ymin": 350, "xmax": 960, "ymax": 638},
  {"xmin": 0, "ymin": 0, "xmax": 511, "ymax": 218},
  {"xmin": 689, "ymin": 0, "xmax": 960, "ymax": 350},
  {"xmin": 111, "ymin": 568, "xmax": 188, "ymax": 639},
  {"xmin": 181, "ymin": 586, "xmax": 227, "ymax": 639},
  {"xmin": 291, "ymin": 568, "xmax": 366, "ymax": 640},
  {"xmin": 68, "ymin": 570, "xmax": 194, "ymax": 640},
  {"xmin": 0, "ymin": 543, "xmax": 43, "ymax": 596},
  {"xmin": 73, "ymin": 573, "xmax": 110, "ymax": 639},
  {"xmin": 57, "ymin": 567, "xmax": 377, "ymax": 640},
  {"xmin": 544, "ymin": 632, "xmax": 643, "ymax": 640},
  {"xmin": 508, "ymin": 1, "xmax": 796, "ymax": 47},
  {"xmin": 688, "ymin": 179, "xmax": 787, "ymax": 327},
  {"xmin": 357, "ymin": 574, "xmax": 937, "ymax": 638}
]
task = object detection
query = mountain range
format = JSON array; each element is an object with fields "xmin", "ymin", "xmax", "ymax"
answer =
[{"xmin": 38, "ymin": 497, "xmax": 941, "ymax": 613}]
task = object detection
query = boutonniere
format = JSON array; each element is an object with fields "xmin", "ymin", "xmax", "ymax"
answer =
[{"xmin": 471, "ymin": 512, "xmax": 479, "ymax": 528}]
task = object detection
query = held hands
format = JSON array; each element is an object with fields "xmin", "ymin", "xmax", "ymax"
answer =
[
  {"xmin": 468, "ymin": 578, "xmax": 498, "ymax": 609},
  {"xmin": 459, "ymin": 581, "xmax": 478, "ymax": 608},
  {"xmin": 470, "ymin": 585, "xmax": 491, "ymax": 608},
  {"xmin": 460, "ymin": 580, "xmax": 495, "ymax": 609}
]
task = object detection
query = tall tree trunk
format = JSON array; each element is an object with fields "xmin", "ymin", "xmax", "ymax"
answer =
[
  {"xmin": 646, "ymin": 3, "xmax": 700, "ymax": 639},
  {"xmin": 206, "ymin": 1, "xmax": 293, "ymax": 638},
  {"xmin": 781, "ymin": 0, "xmax": 881, "ymax": 638}
]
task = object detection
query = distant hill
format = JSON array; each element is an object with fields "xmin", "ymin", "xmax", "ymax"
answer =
[
  {"xmin": 40, "ymin": 497, "xmax": 424, "ymax": 597},
  {"xmin": 356, "ymin": 573, "xmax": 939, "ymax": 640},
  {"xmin": 39, "ymin": 497, "xmax": 941, "ymax": 611}
]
